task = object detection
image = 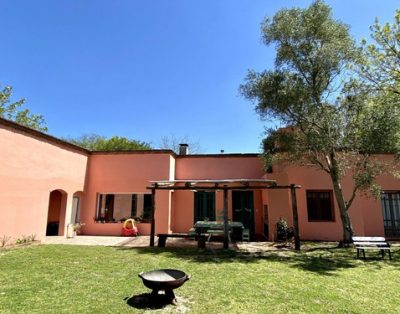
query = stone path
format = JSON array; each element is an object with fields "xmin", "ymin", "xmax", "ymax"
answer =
[
  {"xmin": 43, "ymin": 235, "xmax": 291, "ymax": 251},
  {"xmin": 43, "ymin": 235, "xmax": 137, "ymax": 246}
]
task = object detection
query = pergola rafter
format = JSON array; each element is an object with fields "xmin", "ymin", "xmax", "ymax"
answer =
[{"xmin": 147, "ymin": 179, "xmax": 301, "ymax": 250}]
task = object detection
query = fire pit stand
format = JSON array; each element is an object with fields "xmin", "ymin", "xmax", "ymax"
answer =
[
  {"xmin": 150, "ymin": 287, "xmax": 176, "ymax": 303},
  {"xmin": 138, "ymin": 269, "xmax": 190, "ymax": 304}
]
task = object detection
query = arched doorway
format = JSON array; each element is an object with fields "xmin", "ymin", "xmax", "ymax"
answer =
[{"xmin": 46, "ymin": 190, "xmax": 67, "ymax": 236}]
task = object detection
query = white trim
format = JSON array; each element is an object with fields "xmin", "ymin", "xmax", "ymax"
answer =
[{"xmin": 96, "ymin": 192, "xmax": 151, "ymax": 194}]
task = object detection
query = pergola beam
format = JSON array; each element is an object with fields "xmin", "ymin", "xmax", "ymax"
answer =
[{"xmin": 145, "ymin": 185, "xmax": 299, "ymax": 191}]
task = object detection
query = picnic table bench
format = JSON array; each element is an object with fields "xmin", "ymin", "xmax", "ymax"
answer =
[
  {"xmin": 206, "ymin": 229, "xmax": 229, "ymax": 242},
  {"xmin": 157, "ymin": 232, "xmax": 207, "ymax": 248},
  {"xmin": 352, "ymin": 236, "xmax": 392, "ymax": 260},
  {"xmin": 194, "ymin": 221, "xmax": 244, "ymax": 241}
]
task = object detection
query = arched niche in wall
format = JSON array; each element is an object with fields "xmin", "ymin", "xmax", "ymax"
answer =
[{"xmin": 46, "ymin": 189, "xmax": 67, "ymax": 236}]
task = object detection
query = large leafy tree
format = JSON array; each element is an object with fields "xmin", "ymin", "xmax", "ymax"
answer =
[
  {"xmin": 67, "ymin": 134, "xmax": 152, "ymax": 151},
  {"xmin": 241, "ymin": 1, "xmax": 400, "ymax": 244},
  {"xmin": 0, "ymin": 85, "xmax": 47, "ymax": 132}
]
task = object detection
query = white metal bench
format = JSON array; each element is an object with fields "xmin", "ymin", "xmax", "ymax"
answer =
[{"xmin": 352, "ymin": 236, "xmax": 392, "ymax": 260}]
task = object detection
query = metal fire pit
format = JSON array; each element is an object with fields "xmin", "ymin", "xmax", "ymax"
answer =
[{"xmin": 138, "ymin": 269, "xmax": 190, "ymax": 303}]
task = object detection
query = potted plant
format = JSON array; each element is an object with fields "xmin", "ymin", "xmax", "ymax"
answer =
[{"xmin": 72, "ymin": 222, "xmax": 85, "ymax": 236}]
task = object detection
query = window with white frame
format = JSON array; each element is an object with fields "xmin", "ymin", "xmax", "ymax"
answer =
[{"xmin": 96, "ymin": 193, "xmax": 152, "ymax": 222}]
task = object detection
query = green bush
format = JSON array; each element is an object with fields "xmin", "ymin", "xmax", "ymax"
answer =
[{"xmin": 276, "ymin": 218, "xmax": 294, "ymax": 241}]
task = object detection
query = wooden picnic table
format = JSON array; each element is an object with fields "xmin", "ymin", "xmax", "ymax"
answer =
[
  {"xmin": 194, "ymin": 221, "xmax": 244, "ymax": 229},
  {"xmin": 194, "ymin": 221, "xmax": 244, "ymax": 241}
]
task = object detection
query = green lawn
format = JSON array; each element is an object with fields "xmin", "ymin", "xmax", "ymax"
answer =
[{"xmin": 0, "ymin": 244, "xmax": 399, "ymax": 313}]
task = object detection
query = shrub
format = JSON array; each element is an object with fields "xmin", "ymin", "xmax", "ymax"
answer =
[
  {"xmin": 28, "ymin": 234, "xmax": 37, "ymax": 242},
  {"xmin": 16, "ymin": 235, "xmax": 28, "ymax": 245},
  {"xmin": 276, "ymin": 218, "xmax": 294, "ymax": 241},
  {"xmin": 16, "ymin": 235, "xmax": 36, "ymax": 245},
  {"xmin": 1, "ymin": 235, "xmax": 11, "ymax": 247},
  {"xmin": 72, "ymin": 222, "xmax": 85, "ymax": 233}
]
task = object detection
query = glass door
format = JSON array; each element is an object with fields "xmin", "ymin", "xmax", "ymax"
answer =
[
  {"xmin": 381, "ymin": 192, "xmax": 400, "ymax": 237},
  {"xmin": 232, "ymin": 191, "xmax": 255, "ymax": 239}
]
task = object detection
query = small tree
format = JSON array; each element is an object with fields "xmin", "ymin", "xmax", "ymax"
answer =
[
  {"xmin": 66, "ymin": 134, "xmax": 152, "ymax": 151},
  {"xmin": 0, "ymin": 85, "xmax": 47, "ymax": 132},
  {"xmin": 159, "ymin": 134, "xmax": 203, "ymax": 154},
  {"xmin": 240, "ymin": 1, "xmax": 400, "ymax": 244}
]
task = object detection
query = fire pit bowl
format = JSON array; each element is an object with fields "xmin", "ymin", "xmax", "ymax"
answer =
[{"xmin": 138, "ymin": 269, "xmax": 190, "ymax": 303}]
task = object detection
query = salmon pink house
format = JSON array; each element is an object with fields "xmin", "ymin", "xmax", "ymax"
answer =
[{"xmin": 1, "ymin": 117, "xmax": 400, "ymax": 244}]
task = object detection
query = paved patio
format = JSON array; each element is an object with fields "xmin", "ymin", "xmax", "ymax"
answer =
[
  {"xmin": 43, "ymin": 235, "xmax": 289, "ymax": 251},
  {"xmin": 38, "ymin": 236, "xmax": 400, "ymax": 254},
  {"xmin": 43, "ymin": 235, "xmax": 254, "ymax": 249},
  {"xmin": 43, "ymin": 235, "xmax": 148, "ymax": 247}
]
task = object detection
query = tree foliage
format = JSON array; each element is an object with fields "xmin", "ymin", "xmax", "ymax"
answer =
[
  {"xmin": 358, "ymin": 10, "xmax": 400, "ymax": 96},
  {"xmin": 0, "ymin": 86, "xmax": 47, "ymax": 132},
  {"xmin": 240, "ymin": 1, "xmax": 400, "ymax": 244},
  {"xmin": 67, "ymin": 134, "xmax": 152, "ymax": 151}
]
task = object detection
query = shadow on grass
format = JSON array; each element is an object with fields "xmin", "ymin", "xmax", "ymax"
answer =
[
  {"xmin": 115, "ymin": 245, "xmax": 399, "ymax": 276},
  {"xmin": 124, "ymin": 293, "xmax": 172, "ymax": 310}
]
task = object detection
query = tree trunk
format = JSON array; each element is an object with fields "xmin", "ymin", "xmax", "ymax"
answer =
[{"xmin": 329, "ymin": 154, "xmax": 354, "ymax": 246}]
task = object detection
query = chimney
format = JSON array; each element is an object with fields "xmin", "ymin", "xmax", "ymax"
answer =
[{"xmin": 179, "ymin": 143, "xmax": 189, "ymax": 155}]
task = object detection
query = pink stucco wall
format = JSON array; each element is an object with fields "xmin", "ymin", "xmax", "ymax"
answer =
[
  {"xmin": 81, "ymin": 154, "xmax": 267, "ymax": 237},
  {"xmin": 283, "ymin": 166, "xmax": 347, "ymax": 241},
  {"xmin": 2, "ymin": 117, "xmax": 399, "ymax": 242},
  {"xmin": 171, "ymin": 190, "xmax": 193, "ymax": 233},
  {"xmin": 266, "ymin": 158, "xmax": 400, "ymax": 241},
  {"xmin": 175, "ymin": 155, "xmax": 265, "ymax": 180},
  {"xmin": 172, "ymin": 155, "xmax": 266, "ymax": 234},
  {"xmin": 80, "ymin": 152, "xmax": 174, "ymax": 236},
  {"xmin": 263, "ymin": 172, "xmax": 292, "ymax": 241},
  {"xmin": 172, "ymin": 189, "xmax": 264, "ymax": 235},
  {"xmin": 0, "ymin": 122, "xmax": 88, "ymax": 241}
]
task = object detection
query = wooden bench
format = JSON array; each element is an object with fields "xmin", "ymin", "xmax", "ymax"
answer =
[
  {"xmin": 157, "ymin": 233, "xmax": 192, "ymax": 247},
  {"xmin": 352, "ymin": 236, "xmax": 392, "ymax": 260},
  {"xmin": 157, "ymin": 233, "xmax": 208, "ymax": 248}
]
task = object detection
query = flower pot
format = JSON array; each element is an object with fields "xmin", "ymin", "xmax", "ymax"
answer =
[{"xmin": 66, "ymin": 224, "xmax": 75, "ymax": 238}]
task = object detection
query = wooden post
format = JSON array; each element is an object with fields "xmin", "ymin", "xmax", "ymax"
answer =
[
  {"xmin": 290, "ymin": 184, "xmax": 300, "ymax": 250},
  {"xmin": 223, "ymin": 186, "xmax": 229, "ymax": 249},
  {"xmin": 150, "ymin": 188, "xmax": 156, "ymax": 247}
]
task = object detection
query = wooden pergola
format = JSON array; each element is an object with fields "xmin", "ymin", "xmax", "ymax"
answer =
[{"xmin": 146, "ymin": 179, "xmax": 302, "ymax": 250}]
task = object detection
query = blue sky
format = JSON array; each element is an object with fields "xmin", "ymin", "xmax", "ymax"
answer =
[{"xmin": 1, "ymin": 1, "xmax": 398, "ymax": 153}]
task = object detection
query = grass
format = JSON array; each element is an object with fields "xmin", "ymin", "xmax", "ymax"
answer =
[{"xmin": 0, "ymin": 244, "xmax": 400, "ymax": 313}]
